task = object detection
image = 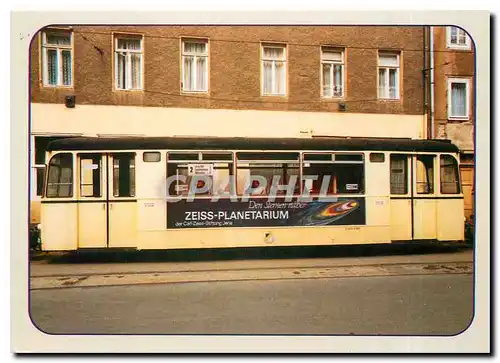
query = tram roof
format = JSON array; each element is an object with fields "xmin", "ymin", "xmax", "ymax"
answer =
[{"xmin": 46, "ymin": 136, "xmax": 460, "ymax": 153}]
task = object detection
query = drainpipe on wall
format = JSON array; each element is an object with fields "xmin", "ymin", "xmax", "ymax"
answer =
[{"xmin": 429, "ymin": 26, "xmax": 435, "ymax": 139}]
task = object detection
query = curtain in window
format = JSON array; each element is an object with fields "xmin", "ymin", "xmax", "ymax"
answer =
[
  {"xmin": 263, "ymin": 47, "xmax": 283, "ymax": 59},
  {"xmin": 450, "ymin": 27, "xmax": 458, "ymax": 43},
  {"xmin": 47, "ymin": 49, "xmax": 58, "ymax": 85},
  {"xmin": 131, "ymin": 53, "xmax": 141, "ymax": 89},
  {"xmin": 322, "ymin": 63, "xmax": 332, "ymax": 97},
  {"xmin": 116, "ymin": 52, "xmax": 126, "ymax": 89},
  {"xmin": 183, "ymin": 56, "xmax": 194, "ymax": 91},
  {"xmin": 451, "ymin": 83, "xmax": 466, "ymax": 116},
  {"xmin": 378, "ymin": 68, "xmax": 386, "ymax": 98},
  {"xmin": 47, "ymin": 34, "xmax": 71, "ymax": 46},
  {"xmin": 185, "ymin": 42, "xmax": 206, "ymax": 54},
  {"xmin": 196, "ymin": 56, "xmax": 207, "ymax": 91},
  {"xmin": 333, "ymin": 64, "xmax": 342, "ymax": 97},
  {"xmin": 262, "ymin": 61, "xmax": 273, "ymax": 94},
  {"xmin": 118, "ymin": 39, "xmax": 141, "ymax": 50},
  {"xmin": 62, "ymin": 50, "xmax": 72, "ymax": 86},
  {"xmin": 275, "ymin": 61, "xmax": 285, "ymax": 95},
  {"xmin": 389, "ymin": 69, "xmax": 397, "ymax": 99}
]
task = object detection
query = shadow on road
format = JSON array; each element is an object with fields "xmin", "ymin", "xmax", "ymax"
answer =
[{"xmin": 31, "ymin": 242, "xmax": 472, "ymax": 264}]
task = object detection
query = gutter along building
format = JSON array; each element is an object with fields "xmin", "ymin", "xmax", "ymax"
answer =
[{"xmin": 29, "ymin": 25, "xmax": 473, "ymax": 223}]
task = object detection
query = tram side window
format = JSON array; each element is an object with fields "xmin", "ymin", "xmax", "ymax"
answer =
[
  {"xmin": 390, "ymin": 154, "xmax": 408, "ymax": 194},
  {"xmin": 236, "ymin": 153, "xmax": 300, "ymax": 196},
  {"xmin": 302, "ymin": 153, "xmax": 364, "ymax": 194},
  {"xmin": 113, "ymin": 154, "xmax": 136, "ymax": 197},
  {"xmin": 80, "ymin": 155, "xmax": 102, "ymax": 197},
  {"xmin": 416, "ymin": 155, "xmax": 435, "ymax": 194},
  {"xmin": 440, "ymin": 155, "xmax": 460, "ymax": 194},
  {"xmin": 46, "ymin": 153, "xmax": 73, "ymax": 198},
  {"xmin": 167, "ymin": 153, "xmax": 234, "ymax": 197}
]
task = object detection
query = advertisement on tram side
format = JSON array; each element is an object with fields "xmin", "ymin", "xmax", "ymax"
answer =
[{"xmin": 166, "ymin": 197, "xmax": 366, "ymax": 229}]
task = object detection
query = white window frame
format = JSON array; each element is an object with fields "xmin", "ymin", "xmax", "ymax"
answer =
[
  {"xmin": 41, "ymin": 31, "xmax": 73, "ymax": 87},
  {"xmin": 181, "ymin": 39, "xmax": 209, "ymax": 93},
  {"xmin": 320, "ymin": 47, "xmax": 345, "ymax": 98},
  {"xmin": 446, "ymin": 26, "xmax": 471, "ymax": 50},
  {"xmin": 261, "ymin": 43, "xmax": 287, "ymax": 96},
  {"xmin": 377, "ymin": 52, "xmax": 400, "ymax": 100},
  {"xmin": 114, "ymin": 35, "xmax": 144, "ymax": 91},
  {"xmin": 447, "ymin": 78, "xmax": 470, "ymax": 120}
]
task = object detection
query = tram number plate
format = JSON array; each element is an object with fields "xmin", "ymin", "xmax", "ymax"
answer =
[{"xmin": 188, "ymin": 164, "xmax": 214, "ymax": 176}]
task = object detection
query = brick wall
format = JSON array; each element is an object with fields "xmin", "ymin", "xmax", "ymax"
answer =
[{"xmin": 31, "ymin": 25, "xmax": 426, "ymax": 115}]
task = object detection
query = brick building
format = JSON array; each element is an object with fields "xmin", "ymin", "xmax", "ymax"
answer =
[
  {"xmin": 30, "ymin": 25, "xmax": 435, "ymax": 222},
  {"xmin": 429, "ymin": 26, "xmax": 475, "ymax": 218}
]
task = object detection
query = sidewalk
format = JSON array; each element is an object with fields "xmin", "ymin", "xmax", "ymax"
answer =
[{"xmin": 30, "ymin": 250, "xmax": 473, "ymax": 279}]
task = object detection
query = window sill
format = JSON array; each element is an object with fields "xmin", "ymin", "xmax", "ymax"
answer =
[
  {"xmin": 446, "ymin": 44, "xmax": 472, "ymax": 51},
  {"xmin": 113, "ymin": 88, "xmax": 144, "ymax": 93},
  {"xmin": 377, "ymin": 98, "xmax": 401, "ymax": 102},
  {"xmin": 181, "ymin": 90, "xmax": 209, "ymax": 95},
  {"xmin": 261, "ymin": 94, "xmax": 288, "ymax": 98},
  {"xmin": 41, "ymin": 84, "xmax": 74, "ymax": 89},
  {"xmin": 321, "ymin": 96, "xmax": 345, "ymax": 101},
  {"xmin": 448, "ymin": 116, "xmax": 470, "ymax": 121}
]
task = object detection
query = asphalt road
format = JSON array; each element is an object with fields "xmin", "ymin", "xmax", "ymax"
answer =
[{"xmin": 30, "ymin": 273, "xmax": 473, "ymax": 335}]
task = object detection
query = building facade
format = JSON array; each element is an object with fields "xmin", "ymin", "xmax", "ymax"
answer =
[
  {"xmin": 429, "ymin": 26, "xmax": 475, "ymax": 218},
  {"xmin": 30, "ymin": 25, "xmax": 432, "ymax": 223}
]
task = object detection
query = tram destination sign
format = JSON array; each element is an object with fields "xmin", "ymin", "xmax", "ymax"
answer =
[{"xmin": 167, "ymin": 197, "xmax": 366, "ymax": 229}]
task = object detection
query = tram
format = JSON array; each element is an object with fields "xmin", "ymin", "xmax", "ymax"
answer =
[{"xmin": 39, "ymin": 136, "xmax": 464, "ymax": 251}]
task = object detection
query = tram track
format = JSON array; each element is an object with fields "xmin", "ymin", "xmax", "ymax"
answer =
[{"xmin": 30, "ymin": 261, "xmax": 473, "ymax": 290}]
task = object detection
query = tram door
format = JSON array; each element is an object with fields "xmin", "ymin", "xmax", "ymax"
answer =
[
  {"xmin": 77, "ymin": 153, "xmax": 108, "ymax": 248},
  {"xmin": 107, "ymin": 153, "xmax": 137, "ymax": 248},
  {"xmin": 412, "ymin": 154, "xmax": 438, "ymax": 240}
]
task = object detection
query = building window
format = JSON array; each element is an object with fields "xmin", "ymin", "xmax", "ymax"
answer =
[
  {"xmin": 448, "ymin": 78, "xmax": 470, "ymax": 120},
  {"xmin": 378, "ymin": 52, "xmax": 400, "ymax": 100},
  {"xmin": 114, "ymin": 36, "xmax": 143, "ymax": 90},
  {"xmin": 41, "ymin": 31, "xmax": 72, "ymax": 87},
  {"xmin": 447, "ymin": 27, "xmax": 471, "ymax": 49},
  {"xmin": 261, "ymin": 44, "xmax": 287, "ymax": 96},
  {"xmin": 321, "ymin": 47, "xmax": 344, "ymax": 98},
  {"xmin": 181, "ymin": 39, "xmax": 208, "ymax": 92}
]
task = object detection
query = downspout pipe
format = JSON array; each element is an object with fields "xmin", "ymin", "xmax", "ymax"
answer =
[{"xmin": 430, "ymin": 26, "xmax": 435, "ymax": 139}]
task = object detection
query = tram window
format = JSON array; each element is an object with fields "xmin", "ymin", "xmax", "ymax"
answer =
[
  {"xmin": 390, "ymin": 155, "xmax": 408, "ymax": 194},
  {"xmin": 113, "ymin": 154, "xmax": 136, "ymax": 197},
  {"xmin": 36, "ymin": 167, "xmax": 45, "ymax": 196},
  {"xmin": 167, "ymin": 162, "xmax": 234, "ymax": 197},
  {"xmin": 46, "ymin": 153, "xmax": 73, "ymax": 198},
  {"xmin": 143, "ymin": 152, "xmax": 161, "ymax": 162},
  {"xmin": 440, "ymin": 155, "xmax": 460, "ymax": 194},
  {"xmin": 238, "ymin": 152, "xmax": 299, "ymax": 161},
  {"xmin": 302, "ymin": 163, "xmax": 364, "ymax": 195},
  {"xmin": 370, "ymin": 153, "xmax": 385, "ymax": 163},
  {"xmin": 236, "ymin": 162, "xmax": 300, "ymax": 196},
  {"xmin": 334, "ymin": 154, "xmax": 364, "ymax": 162},
  {"xmin": 202, "ymin": 153, "xmax": 233, "ymax": 161},
  {"xmin": 168, "ymin": 152, "xmax": 199, "ymax": 161},
  {"xmin": 416, "ymin": 155, "xmax": 435, "ymax": 194},
  {"xmin": 80, "ymin": 155, "xmax": 102, "ymax": 197},
  {"xmin": 303, "ymin": 153, "xmax": 332, "ymax": 162}
]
